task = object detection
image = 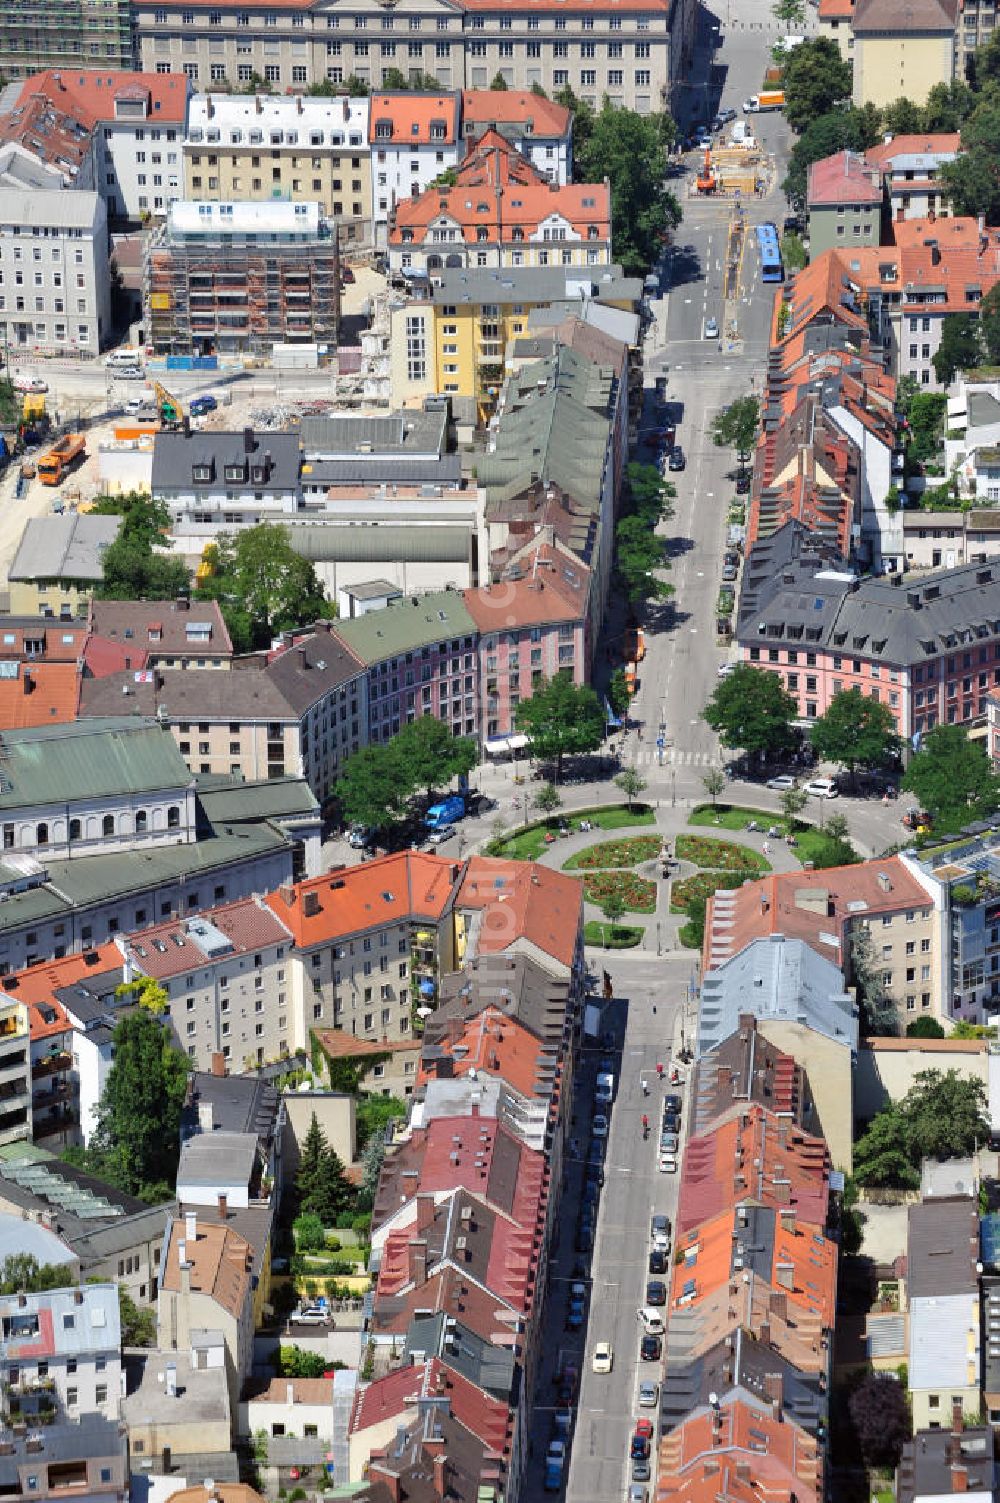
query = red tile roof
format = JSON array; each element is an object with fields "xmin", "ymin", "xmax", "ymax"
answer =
[
  {"xmin": 807, "ymin": 149, "xmax": 881, "ymax": 207},
  {"xmin": 864, "ymin": 132, "xmax": 960, "ymax": 167},
  {"xmin": 391, "ymin": 129, "xmax": 610, "ymax": 248},
  {"xmin": 0, "ymin": 622, "xmax": 86, "ymax": 662},
  {"xmin": 368, "ymin": 91, "xmax": 460, "ymax": 147},
  {"xmin": 464, "ymin": 549, "xmax": 590, "ymax": 633},
  {"xmin": 349, "ymin": 1358, "xmax": 511, "ymax": 1456},
  {"xmin": 457, "ymin": 858, "xmax": 582, "ymax": 972},
  {"xmin": 82, "ymin": 635, "xmax": 150, "ymax": 679},
  {"xmin": 415, "ymin": 1007, "xmax": 553, "ymax": 1099},
  {"xmin": 818, "ymin": 0, "xmax": 854, "ymax": 16},
  {"xmin": 676, "ymin": 1105, "xmax": 831, "ymax": 1237},
  {"xmin": 120, "ymin": 897, "xmax": 292, "ymax": 980},
  {"xmin": 0, "ymin": 663, "xmax": 81, "ymax": 730},
  {"xmin": 461, "ymin": 90, "xmax": 571, "ymax": 137},
  {"xmin": 657, "ymin": 1399, "xmax": 822, "ymax": 1503},
  {"xmin": 671, "ymin": 1208, "xmax": 837, "ymax": 1322},
  {"xmin": 2, "ymin": 946, "xmax": 123, "ymax": 1009},
  {"xmin": 264, "ymin": 853, "xmax": 461, "ymax": 949},
  {"xmin": 15, "ymin": 68, "xmax": 190, "ymax": 127},
  {"xmin": 702, "ymin": 855, "xmax": 934, "ymax": 971}
]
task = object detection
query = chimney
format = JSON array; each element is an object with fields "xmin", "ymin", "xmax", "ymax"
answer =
[
  {"xmin": 255, "ymin": 94, "xmax": 263, "ymax": 115},
  {"xmin": 408, "ymin": 1239, "xmax": 428, "ymax": 1284},
  {"xmin": 198, "ymin": 1101, "xmax": 214, "ymax": 1133},
  {"xmin": 177, "ymin": 1239, "xmax": 186, "ymax": 1265},
  {"xmin": 775, "ymin": 1261, "xmax": 794, "ymax": 1291},
  {"xmin": 952, "ymin": 1469, "xmax": 969, "ymax": 1494},
  {"xmin": 368, "ymin": 1465, "xmax": 400, "ymax": 1503},
  {"xmin": 759, "ymin": 1321, "xmax": 771, "ymax": 1345},
  {"xmin": 765, "ymin": 1372, "xmax": 784, "ymax": 1409},
  {"xmin": 243, "ymin": 425, "xmax": 255, "ymax": 454},
  {"xmin": 416, "ymin": 1192, "xmax": 436, "ymax": 1232},
  {"xmin": 303, "ymin": 890, "xmax": 320, "ymax": 918},
  {"xmin": 161, "ymin": 1446, "xmax": 171, "ymax": 1473},
  {"xmin": 298, "ymin": 647, "xmax": 309, "ymax": 669},
  {"xmin": 769, "ymin": 1290, "xmax": 788, "ymax": 1321},
  {"xmin": 952, "ymin": 1399, "xmax": 965, "ymax": 1437},
  {"xmin": 165, "ymin": 1364, "xmax": 177, "ymax": 1398},
  {"xmin": 432, "ymin": 1453, "xmax": 447, "ymax": 1499},
  {"xmin": 211, "ymin": 1051, "xmax": 226, "ymax": 1078},
  {"xmin": 185, "ymin": 1210, "xmax": 197, "ymax": 1243},
  {"xmin": 180, "ymin": 1263, "xmax": 191, "ymax": 1296},
  {"xmin": 218, "ymin": 1193, "xmax": 228, "ymax": 1220},
  {"xmin": 286, "ymin": 1381, "xmax": 295, "ymax": 1406}
]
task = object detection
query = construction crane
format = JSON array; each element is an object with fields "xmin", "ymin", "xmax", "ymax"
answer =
[
  {"xmin": 153, "ymin": 381, "xmax": 184, "ymax": 429},
  {"xmin": 696, "ymin": 147, "xmax": 717, "ymax": 195}
]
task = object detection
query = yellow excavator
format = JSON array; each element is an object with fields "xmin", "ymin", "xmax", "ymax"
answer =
[{"xmin": 153, "ymin": 381, "xmax": 184, "ymax": 429}]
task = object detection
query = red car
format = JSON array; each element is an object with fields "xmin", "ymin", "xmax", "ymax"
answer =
[{"xmin": 634, "ymin": 1420, "xmax": 654, "ymax": 1439}]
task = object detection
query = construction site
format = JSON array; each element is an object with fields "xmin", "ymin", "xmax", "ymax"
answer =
[
  {"xmin": 144, "ymin": 200, "xmax": 343, "ymax": 357},
  {"xmin": 691, "ymin": 141, "xmax": 771, "ymax": 200}
]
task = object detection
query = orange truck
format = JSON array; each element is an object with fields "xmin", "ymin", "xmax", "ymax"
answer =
[
  {"xmin": 624, "ymin": 625, "xmax": 647, "ymax": 662},
  {"xmin": 37, "ymin": 433, "xmax": 86, "ymax": 485}
]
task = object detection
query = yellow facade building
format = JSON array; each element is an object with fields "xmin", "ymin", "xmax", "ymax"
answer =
[{"xmin": 851, "ymin": 0, "xmax": 957, "ymax": 109}]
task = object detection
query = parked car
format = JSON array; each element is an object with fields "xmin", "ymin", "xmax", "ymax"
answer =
[
  {"xmin": 629, "ymin": 1487, "xmax": 649, "ymax": 1503},
  {"xmin": 659, "ymin": 1152, "xmax": 678, "ymax": 1173},
  {"xmin": 592, "ymin": 1341, "xmax": 614, "ymax": 1374},
  {"xmin": 543, "ymin": 1460, "xmax": 563, "ymax": 1493},
  {"xmin": 566, "ymin": 1297, "xmax": 586, "ymax": 1331},
  {"xmin": 576, "ymin": 1224, "xmax": 594, "ymax": 1253},
  {"xmin": 705, "ymin": 316, "xmax": 719, "ymax": 339},
  {"xmin": 648, "ymin": 1248, "xmax": 667, "ymax": 1275},
  {"xmin": 720, "ymin": 107, "xmax": 737, "ymax": 124},
  {"xmin": 640, "ymin": 1334, "xmax": 662, "ymax": 1361},
  {"xmin": 766, "ymin": 774, "xmax": 797, "ymax": 791},
  {"xmin": 587, "ymin": 1139, "xmax": 605, "ymax": 1165},
  {"xmin": 662, "ymin": 1111, "xmax": 680, "ymax": 1132},
  {"xmin": 646, "ymin": 1279, "xmax": 667, "ymax": 1306},
  {"xmin": 630, "ymin": 1434, "xmax": 651, "ymax": 1461},
  {"xmin": 803, "ymin": 777, "xmax": 839, "ymax": 800},
  {"xmin": 735, "ymin": 472, "xmax": 751, "ymax": 493},
  {"xmin": 639, "ymin": 1381, "xmax": 660, "ymax": 1408},
  {"xmin": 668, "ymin": 445, "xmax": 686, "ymax": 472},
  {"xmin": 722, "ymin": 562, "xmax": 738, "ymax": 582},
  {"xmin": 664, "ymin": 1094, "xmax": 682, "ymax": 1112},
  {"xmin": 661, "ymin": 1132, "xmax": 679, "ymax": 1153},
  {"xmin": 592, "ymin": 1114, "xmax": 609, "ymax": 1139},
  {"xmin": 632, "ymin": 1459, "xmax": 652, "ymax": 1484},
  {"xmin": 428, "ymin": 824, "xmax": 456, "ymax": 844},
  {"xmin": 189, "ymin": 394, "xmax": 218, "ymax": 415}
]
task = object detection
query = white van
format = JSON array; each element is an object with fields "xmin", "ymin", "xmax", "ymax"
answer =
[
  {"xmin": 105, "ymin": 349, "xmax": 143, "ymax": 369},
  {"xmin": 639, "ymin": 1308, "xmax": 665, "ymax": 1335}
]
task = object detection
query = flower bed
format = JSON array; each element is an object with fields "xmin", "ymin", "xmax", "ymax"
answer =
[
  {"xmin": 675, "ymin": 834, "xmax": 769, "ymax": 872},
  {"xmin": 564, "ymin": 835, "xmax": 663, "ymax": 871},
  {"xmin": 582, "ymin": 870, "xmax": 658, "ymax": 914},
  {"xmin": 670, "ymin": 870, "xmax": 747, "ymax": 913}
]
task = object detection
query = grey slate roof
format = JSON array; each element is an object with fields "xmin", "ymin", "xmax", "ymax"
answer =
[
  {"xmin": 697, "ymin": 934, "xmax": 858, "ymax": 1056},
  {"xmin": 177, "ymin": 1130, "xmax": 257, "ymax": 1188},
  {"xmin": 739, "ymin": 529, "xmax": 1000, "ymax": 668},
  {"xmin": 427, "ymin": 264, "xmax": 641, "ymax": 308},
  {"xmin": 661, "ymin": 1327, "xmax": 827, "ymax": 1437},
  {"xmin": 853, "ymin": 0, "xmax": 957, "ymax": 30},
  {"xmin": 182, "ymin": 1069, "xmax": 280, "ymax": 1143},
  {"xmin": 151, "ymin": 428, "xmax": 301, "ymax": 495},
  {"xmin": 8, "ymin": 514, "xmax": 122, "ymax": 583},
  {"xmin": 404, "ymin": 1309, "xmax": 517, "ymax": 1399},
  {"xmin": 0, "ymin": 717, "xmax": 192, "ymax": 810},
  {"xmin": 300, "ymin": 405, "xmax": 447, "ymax": 460},
  {"xmin": 897, "ymin": 1426, "xmax": 996, "ymax": 1503},
  {"xmin": 303, "ymin": 457, "xmax": 462, "ymax": 486},
  {"xmin": 908, "ymin": 1197, "xmax": 979, "ymax": 1297}
]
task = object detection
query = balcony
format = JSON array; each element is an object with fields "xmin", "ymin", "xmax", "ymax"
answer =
[{"xmin": 32, "ymin": 1050, "xmax": 71, "ymax": 1080}]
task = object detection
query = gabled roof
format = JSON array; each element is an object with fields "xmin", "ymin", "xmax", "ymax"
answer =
[
  {"xmin": 372, "ymin": 1118, "xmax": 546, "ymax": 1233},
  {"xmin": 864, "ymin": 132, "xmax": 961, "ymax": 169},
  {"xmin": 89, "ymin": 599, "xmax": 233, "ymax": 658},
  {"xmin": 416, "ymin": 1008, "xmax": 555, "ymax": 1101},
  {"xmin": 698, "ymin": 934, "xmax": 858, "ymax": 1055},
  {"xmin": 0, "ymin": 716, "xmax": 192, "ymax": 811},
  {"xmin": 120, "ymin": 896, "xmax": 291, "ymax": 979},
  {"xmin": 432, "ymin": 951, "xmax": 573, "ymax": 1048},
  {"xmin": 461, "ymin": 89, "xmax": 571, "ymax": 137},
  {"xmin": 264, "ymin": 852, "xmax": 461, "ymax": 949},
  {"xmin": 349, "ymin": 1356, "xmax": 510, "ymax": 1457},
  {"xmin": 657, "ymin": 1398, "xmax": 822, "ymax": 1503},
  {"xmin": 463, "ymin": 548, "xmax": 590, "ymax": 632},
  {"xmin": 853, "ymin": 0, "xmax": 956, "ymax": 32},
  {"xmin": 0, "ymin": 662, "xmax": 81, "ymax": 731},
  {"xmin": 12, "ymin": 68, "xmax": 190, "ymax": 126},
  {"xmin": 456, "ymin": 857, "xmax": 582, "ymax": 972},
  {"xmin": 676, "ymin": 1105, "xmax": 830, "ymax": 1237},
  {"xmin": 368, "ymin": 91, "xmax": 459, "ymax": 147},
  {"xmin": 160, "ymin": 1211, "xmax": 253, "ymax": 1320},
  {"xmin": 807, "ymin": 150, "xmax": 881, "ymax": 207},
  {"xmin": 690, "ymin": 1019, "xmax": 816, "ymax": 1138},
  {"xmin": 671, "ymin": 1206, "xmax": 837, "ymax": 1324}
]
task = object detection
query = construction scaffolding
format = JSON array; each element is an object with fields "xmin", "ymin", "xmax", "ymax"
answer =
[{"xmin": 144, "ymin": 217, "xmax": 343, "ymax": 357}]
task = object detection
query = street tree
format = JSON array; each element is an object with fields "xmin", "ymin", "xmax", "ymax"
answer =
[
  {"xmin": 780, "ymin": 232, "xmax": 808, "ymax": 272},
  {"xmin": 780, "ymin": 786, "xmax": 809, "ymax": 825},
  {"xmin": 295, "ymin": 1112, "xmax": 353, "ymax": 1224},
  {"xmin": 615, "ymin": 514, "xmax": 672, "ymax": 605},
  {"xmin": 515, "ymin": 674, "xmax": 606, "ymax": 779},
  {"xmin": 710, "ymin": 396, "xmax": 759, "ymax": 456},
  {"xmin": 196, "ymin": 524, "xmax": 332, "ymax": 650},
  {"xmin": 701, "ymin": 767, "xmax": 726, "ymax": 807},
  {"xmin": 923, "ymin": 79, "xmax": 976, "ymax": 131},
  {"xmin": 599, "ymin": 891, "xmax": 627, "ymax": 944},
  {"xmin": 626, "ymin": 462, "xmax": 675, "ymax": 526},
  {"xmin": 901, "ymin": 723, "xmax": 1000, "ymax": 831},
  {"xmin": 615, "ymin": 767, "xmax": 647, "ymax": 810},
  {"xmin": 574, "ymin": 103, "xmax": 681, "ymax": 275},
  {"xmin": 772, "ymin": 0, "xmax": 805, "ymax": 25},
  {"xmin": 703, "ymin": 665, "xmax": 798, "ymax": 764},
  {"xmin": 933, "ymin": 312, "xmax": 982, "ymax": 386},
  {"xmin": 91, "ymin": 1011, "xmax": 190, "ymax": 1198},
  {"xmin": 393, "ymin": 716, "xmax": 477, "ymax": 801},
  {"xmin": 809, "ymin": 688, "xmax": 900, "ymax": 784},
  {"xmin": 534, "ymin": 782, "xmax": 563, "ymax": 816},
  {"xmin": 780, "ymin": 38, "xmax": 853, "ymax": 132},
  {"xmin": 334, "ymin": 744, "xmax": 409, "ymax": 832},
  {"xmin": 607, "ymin": 668, "xmax": 631, "ymax": 719},
  {"xmin": 848, "ymin": 1374, "xmax": 911, "ymax": 1469}
]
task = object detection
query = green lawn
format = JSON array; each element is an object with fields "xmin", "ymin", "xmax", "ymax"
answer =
[
  {"xmin": 564, "ymin": 834, "xmax": 663, "ymax": 870},
  {"xmin": 584, "ymin": 920, "xmax": 645, "ymax": 949},
  {"xmin": 581, "ymin": 870, "xmax": 658, "ymax": 914},
  {"xmin": 489, "ymin": 803, "xmax": 655, "ymax": 861},
  {"xmin": 687, "ymin": 804, "xmax": 857, "ymax": 868},
  {"xmin": 675, "ymin": 833, "xmax": 770, "ymax": 873}
]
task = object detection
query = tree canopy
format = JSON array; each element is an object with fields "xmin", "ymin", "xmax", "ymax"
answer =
[
  {"xmin": 809, "ymin": 689, "xmax": 900, "ymax": 780},
  {"xmin": 780, "ymin": 38, "xmax": 853, "ymax": 132},
  {"xmin": 901, "ymin": 724, "xmax": 1000, "ymax": 832},
  {"xmin": 615, "ymin": 514, "xmax": 672, "ymax": 605},
  {"xmin": 0, "ymin": 1254, "xmax": 73, "ymax": 1295},
  {"xmin": 897, "ymin": 380, "xmax": 948, "ymax": 464},
  {"xmin": 195, "ymin": 524, "xmax": 333, "ymax": 651},
  {"xmin": 96, "ymin": 493, "xmax": 190, "ymax": 602},
  {"xmin": 335, "ymin": 744, "xmax": 411, "ymax": 832},
  {"xmin": 392, "ymin": 717, "xmax": 477, "ymax": 799},
  {"xmin": 295, "ymin": 1112, "xmax": 353, "ymax": 1224},
  {"xmin": 573, "ymin": 101, "xmax": 680, "ymax": 275},
  {"xmin": 514, "ymin": 673, "xmax": 605, "ymax": 776},
  {"xmin": 854, "ymin": 1069, "xmax": 990, "ymax": 1187},
  {"xmin": 702, "ymin": 665, "xmax": 798, "ymax": 762},
  {"xmin": 711, "ymin": 396, "xmax": 759, "ymax": 455},
  {"xmin": 933, "ymin": 312, "xmax": 983, "ymax": 386},
  {"xmin": 90, "ymin": 1011, "xmax": 190, "ymax": 1199},
  {"xmin": 848, "ymin": 1373, "xmax": 911, "ymax": 1470}
]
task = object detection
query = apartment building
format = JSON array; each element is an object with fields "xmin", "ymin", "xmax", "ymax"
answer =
[
  {"xmin": 88, "ymin": 599, "xmax": 233, "ymax": 671},
  {"xmin": 388, "ymin": 262, "xmax": 640, "ymax": 418},
  {"xmin": 0, "ymin": 1283, "xmax": 122, "ymax": 1425},
  {"xmin": 907, "ymin": 827, "xmax": 1000, "ymax": 1023},
  {"xmin": 851, "ymin": 0, "xmax": 958, "ymax": 109},
  {"xmin": 183, "ymin": 92, "xmax": 370, "ymax": 241},
  {"xmin": 818, "ymin": 0, "xmax": 855, "ymax": 58},
  {"xmin": 806, "ymin": 150, "xmax": 882, "ymax": 260},
  {"xmin": 460, "ymin": 88, "xmax": 572, "ymax": 183},
  {"xmin": 80, "ymin": 627, "xmax": 366, "ymax": 805},
  {"xmin": 0, "ymin": 70, "xmax": 191, "ymax": 223},
  {"xmin": 0, "ymin": 1417, "xmax": 128, "ymax": 1503},
  {"xmin": 0, "ymin": 188, "xmax": 110, "ymax": 356},
  {"xmin": 0, "ymin": 996, "xmax": 31, "ymax": 1147},
  {"xmin": 7, "ymin": 515, "xmax": 123, "ymax": 619},
  {"xmin": 158, "ymin": 1210, "xmax": 255, "ymax": 1409},
  {"xmin": 737, "ymin": 523, "xmax": 1000, "ymax": 740},
  {"xmin": 332, "ymin": 590, "xmax": 480, "ymax": 745},
  {"xmin": 150, "ymin": 426, "xmax": 303, "ymax": 534},
  {"xmin": 864, "ymin": 132, "xmax": 960, "ymax": 224},
  {"xmin": 0, "ymin": 0, "xmax": 132, "ymax": 80},
  {"xmin": 370, "ymin": 91, "xmax": 460, "ymax": 248},
  {"xmin": 389, "ymin": 128, "xmax": 611, "ymax": 276},
  {"xmin": 144, "ymin": 200, "xmax": 340, "ymax": 355},
  {"xmin": 463, "ymin": 545, "xmax": 591, "ymax": 740},
  {"xmin": 133, "ymin": 0, "xmax": 691, "ymax": 117},
  {"xmin": 116, "ymin": 898, "xmax": 299, "ymax": 1070},
  {"xmin": 264, "ymin": 851, "xmax": 462, "ymax": 1043},
  {"xmin": 908, "ymin": 1196, "xmax": 982, "ymax": 1428}
]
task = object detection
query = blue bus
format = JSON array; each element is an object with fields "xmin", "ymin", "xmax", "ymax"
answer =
[{"xmin": 756, "ymin": 221, "xmax": 784, "ymax": 283}]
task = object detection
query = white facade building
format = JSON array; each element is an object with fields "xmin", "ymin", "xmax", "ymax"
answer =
[
  {"xmin": 0, "ymin": 1284, "xmax": 122, "ymax": 1425},
  {"xmin": 0, "ymin": 189, "xmax": 110, "ymax": 355},
  {"xmin": 369, "ymin": 91, "xmax": 461, "ymax": 249}
]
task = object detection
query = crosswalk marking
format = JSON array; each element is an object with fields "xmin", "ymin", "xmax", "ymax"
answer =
[{"xmin": 631, "ymin": 747, "xmax": 716, "ymax": 768}]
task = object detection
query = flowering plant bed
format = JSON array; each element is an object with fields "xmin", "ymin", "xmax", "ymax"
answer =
[
  {"xmin": 670, "ymin": 871, "xmax": 747, "ymax": 913},
  {"xmin": 582, "ymin": 870, "xmax": 658, "ymax": 914},
  {"xmin": 565, "ymin": 835, "xmax": 663, "ymax": 870},
  {"xmin": 674, "ymin": 834, "xmax": 769, "ymax": 872}
]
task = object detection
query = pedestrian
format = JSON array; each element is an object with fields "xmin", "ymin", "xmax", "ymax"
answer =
[
  {"xmin": 762, "ymin": 839, "xmax": 771, "ymax": 856},
  {"xmin": 641, "ymin": 1077, "xmax": 649, "ymax": 1095},
  {"xmin": 656, "ymin": 1062, "xmax": 664, "ymax": 1080}
]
